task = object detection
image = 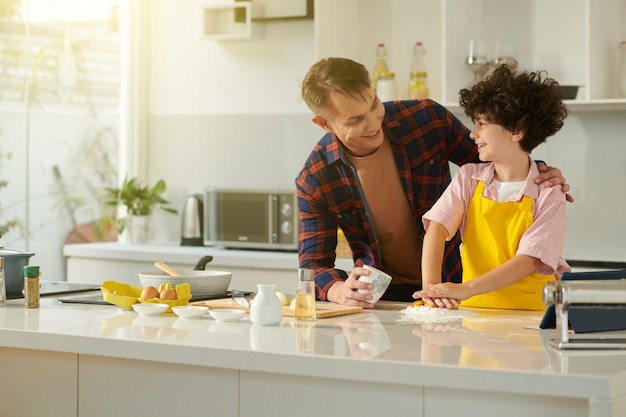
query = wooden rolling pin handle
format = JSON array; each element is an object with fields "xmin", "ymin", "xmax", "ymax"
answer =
[{"xmin": 154, "ymin": 261, "xmax": 182, "ymax": 277}]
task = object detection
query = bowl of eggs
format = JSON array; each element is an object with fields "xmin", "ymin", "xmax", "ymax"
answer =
[{"xmin": 138, "ymin": 270, "xmax": 232, "ymax": 296}]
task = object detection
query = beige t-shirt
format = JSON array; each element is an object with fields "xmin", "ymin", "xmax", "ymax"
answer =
[{"xmin": 344, "ymin": 136, "xmax": 422, "ymax": 285}]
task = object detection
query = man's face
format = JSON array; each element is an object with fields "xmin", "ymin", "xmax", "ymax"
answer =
[{"xmin": 312, "ymin": 88, "xmax": 386, "ymax": 157}]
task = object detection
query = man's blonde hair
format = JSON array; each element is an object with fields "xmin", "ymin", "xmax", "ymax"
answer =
[{"xmin": 301, "ymin": 57, "xmax": 371, "ymax": 118}]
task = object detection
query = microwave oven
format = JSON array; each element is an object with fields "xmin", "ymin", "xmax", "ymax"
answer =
[{"xmin": 204, "ymin": 188, "xmax": 299, "ymax": 251}]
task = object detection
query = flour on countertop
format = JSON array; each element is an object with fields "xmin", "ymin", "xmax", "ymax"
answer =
[{"xmin": 398, "ymin": 306, "xmax": 478, "ymax": 323}]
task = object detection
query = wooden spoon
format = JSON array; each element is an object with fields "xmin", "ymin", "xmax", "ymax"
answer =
[{"xmin": 154, "ymin": 261, "xmax": 182, "ymax": 277}]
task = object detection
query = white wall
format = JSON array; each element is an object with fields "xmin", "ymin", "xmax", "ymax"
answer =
[
  {"xmin": 148, "ymin": 0, "xmax": 314, "ymax": 115},
  {"xmin": 144, "ymin": 0, "xmax": 320, "ymax": 242}
]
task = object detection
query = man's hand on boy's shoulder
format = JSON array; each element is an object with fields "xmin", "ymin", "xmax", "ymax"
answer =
[{"xmin": 535, "ymin": 162, "xmax": 574, "ymax": 203}]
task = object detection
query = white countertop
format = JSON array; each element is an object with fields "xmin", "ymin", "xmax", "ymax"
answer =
[{"xmin": 2, "ymin": 294, "xmax": 626, "ymax": 402}]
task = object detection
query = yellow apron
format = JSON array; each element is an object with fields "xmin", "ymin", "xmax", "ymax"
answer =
[{"xmin": 460, "ymin": 181, "xmax": 553, "ymax": 310}]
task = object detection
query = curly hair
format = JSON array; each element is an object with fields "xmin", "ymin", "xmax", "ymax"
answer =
[
  {"xmin": 301, "ymin": 57, "xmax": 372, "ymax": 118},
  {"xmin": 459, "ymin": 65, "xmax": 568, "ymax": 152}
]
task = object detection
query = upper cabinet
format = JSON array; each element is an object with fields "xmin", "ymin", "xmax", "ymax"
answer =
[
  {"xmin": 203, "ymin": 0, "xmax": 313, "ymax": 41},
  {"xmin": 314, "ymin": 0, "xmax": 626, "ymax": 111}
]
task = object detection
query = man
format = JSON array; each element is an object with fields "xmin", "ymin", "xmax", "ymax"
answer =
[{"xmin": 295, "ymin": 57, "xmax": 571, "ymax": 308}]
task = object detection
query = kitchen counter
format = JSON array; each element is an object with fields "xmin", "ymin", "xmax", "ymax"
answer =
[{"xmin": 1, "ymin": 294, "xmax": 625, "ymax": 417}]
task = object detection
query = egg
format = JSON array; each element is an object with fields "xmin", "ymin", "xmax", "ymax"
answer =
[
  {"xmin": 140, "ymin": 286, "xmax": 159, "ymax": 300},
  {"xmin": 159, "ymin": 288, "xmax": 177, "ymax": 301}
]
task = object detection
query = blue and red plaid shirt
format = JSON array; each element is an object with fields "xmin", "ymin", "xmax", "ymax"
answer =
[{"xmin": 296, "ymin": 99, "xmax": 480, "ymax": 301}]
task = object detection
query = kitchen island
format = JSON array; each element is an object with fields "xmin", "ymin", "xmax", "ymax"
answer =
[{"xmin": 0, "ymin": 295, "xmax": 625, "ymax": 417}]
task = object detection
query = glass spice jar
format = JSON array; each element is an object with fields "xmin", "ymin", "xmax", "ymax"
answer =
[{"xmin": 24, "ymin": 265, "xmax": 41, "ymax": 308}]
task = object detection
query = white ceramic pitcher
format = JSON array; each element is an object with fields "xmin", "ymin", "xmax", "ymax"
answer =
[{"xmin": 250, "ymin": 284, "xmax": 282, "ymax": 326}]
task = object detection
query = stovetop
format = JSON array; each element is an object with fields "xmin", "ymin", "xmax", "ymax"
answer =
[
  {"xmin": 7, "ymin": 281, "xmax": 252, "ymax": 304},
  {"xmin": 57, "ymin": 290, "xmax": 252, "ymax": 305},
  {"xmin": 7, "ymin": 281, "xmax": 101, "ymax": 300}
]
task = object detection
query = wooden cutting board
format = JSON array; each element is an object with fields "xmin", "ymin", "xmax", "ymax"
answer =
[{"xmin": 192, "ymin": 299, "xmax": 363, "ymax": 318}]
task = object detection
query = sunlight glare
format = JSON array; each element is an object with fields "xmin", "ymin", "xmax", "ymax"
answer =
[{"xmin": 26, "ymin": 0, "xmax": 119, "ymax": 23}]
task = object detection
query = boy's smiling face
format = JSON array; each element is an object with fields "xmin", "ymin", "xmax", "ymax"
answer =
[{"xmin": 470, "ymin": 114, "xmax": 524, "ymax": 163}]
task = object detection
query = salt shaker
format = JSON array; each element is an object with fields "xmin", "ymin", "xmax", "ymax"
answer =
[
  {"xmin": 0, "ymin": 257, "xmax": 6, "ymax": 305},
  {"xmin": 24, "ymin": 265, "xmax": 40, "ymax": 308},
  {"xmin": 250, "ymin": 284, "xmax": 282, "ymax": 326},
  {"xmin": 294, "ymin": 268, "xmax": 316, "ymax": 320}
]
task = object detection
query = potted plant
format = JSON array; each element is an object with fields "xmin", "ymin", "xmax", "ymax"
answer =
[{"xmin": 105, "ymin": 176, "xmax": 177, "ymax": 243}]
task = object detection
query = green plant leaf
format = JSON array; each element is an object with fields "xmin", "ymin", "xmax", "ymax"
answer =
[{"xmin": 104, "ymin": 176, "xmax": 178, "ymax": 220}]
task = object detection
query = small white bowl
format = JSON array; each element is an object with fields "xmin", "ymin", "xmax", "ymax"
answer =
[
  {"xmin": 172, "ymin": 305, "xmax": 209, "ymax": 319},
  {"xmin": 132, "ymin": 303, "xmax": 169, "ymax": 316},
  {"xmin": 208, "ymin": 309, "xmax": 245, "ymax": 322}
]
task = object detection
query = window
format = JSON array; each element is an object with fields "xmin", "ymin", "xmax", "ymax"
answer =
[{"xmin": 0, "ymin": 0, "xmax": 124, "ymax": 279}]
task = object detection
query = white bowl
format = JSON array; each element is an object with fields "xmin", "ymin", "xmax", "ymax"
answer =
[
  {"xmin": 208, "ymin": 309, "xmax": 246, "ymax": 322},
  {"xmin": 138, "ymin": 270, "xmax": 232, "ymax": 295},
  {"xmin": 132, "ymin": 303, "xmax": 169, "ymax": 316},
  {"xmin": 172, "ymin": 305, "xmax": 209, "ymax": 319},
  {"xmin": 357, "ymin": 265, "xmax": 392, "ymax": 304}
]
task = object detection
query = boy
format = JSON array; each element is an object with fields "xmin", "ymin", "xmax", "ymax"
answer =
[{"xmin": 414, "ymin": 65, "xmax": 570, "ymax": 310}]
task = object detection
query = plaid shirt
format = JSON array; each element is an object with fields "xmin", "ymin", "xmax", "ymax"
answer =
[{"xmin": 296, "ymin": 99, "xmax": 480, "ymax": 300}]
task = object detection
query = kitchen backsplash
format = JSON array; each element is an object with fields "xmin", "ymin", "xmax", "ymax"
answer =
[
  {"xmin": 149, "ymin": 110, "xmax": 626, "ymax": 265},
  {"xmin": 147, "ymin": 113, "xmax": 321, "ymax": 242}
]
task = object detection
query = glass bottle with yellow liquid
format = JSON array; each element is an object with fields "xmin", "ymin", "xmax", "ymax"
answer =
[
  {"xmin": 294, "ymin": 268, "xmax": 316, "ymax": 320},
  {"xmin": 408, "ymin": 41, "xmax": 429, "ymax": 100}
]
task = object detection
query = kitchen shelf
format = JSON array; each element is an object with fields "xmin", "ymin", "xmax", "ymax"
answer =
[
  {"xmin": 202, "ymin": 0, "xmax": 313, "ymax": 41},
  {"xmin": 446, "ymin": 98, "xmax": 626, "ymax": 113},
  {"xmin": 245, "ymin": 0, "xmax": 313, "ymax": 22},
  {"xmin": 202, "ymin": 2, "xmax": 262, "ymax": 41},
  {"xmin": 314, "ymin": 0, "xmax": 626, "ymax": 110}
]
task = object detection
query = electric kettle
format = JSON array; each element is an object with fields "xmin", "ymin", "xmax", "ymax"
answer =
[{"xmin": 180, "ymin": 194, "xmax": 204, "ymax": 246}]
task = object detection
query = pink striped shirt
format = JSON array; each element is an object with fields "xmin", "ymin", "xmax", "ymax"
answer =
[{"xmin": 423, "ymin": 159, "xmax": 571, "ymax": 276}]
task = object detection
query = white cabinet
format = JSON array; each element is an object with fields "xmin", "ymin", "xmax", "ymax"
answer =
[
  {"xmin": 202, "ymin": 2, "xmax": 262, "ymax": 40},
  {"xmin": 79, "ymin": 356, "xmax": 239, "ymax": 417},
  {"xmin": 0, "ymin": 348, "xmax": 78, "ymax": 417},
  {"xmin": 314, "ymin": 0, "xmax": 626, "ymax": 111},
  {"xmin": 202, "ymin": 0, "xmax": 313, "ymax": 40}
]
